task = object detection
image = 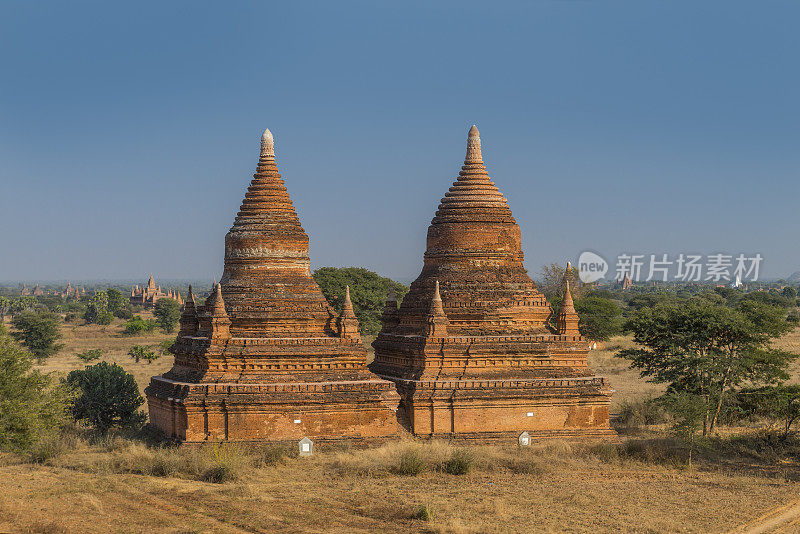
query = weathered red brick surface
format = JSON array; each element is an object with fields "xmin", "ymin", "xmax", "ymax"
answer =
[
  {"xmin": 370, "ymin": 126, "xmax": 613, "ymax": 440},
  {"xmin": 146, "ymin": 129, "xmax": 399, "ymax": 442}
]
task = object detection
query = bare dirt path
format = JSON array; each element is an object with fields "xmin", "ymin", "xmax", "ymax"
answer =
[{"xmin": 729, "ymin": 496, "xmax": 800, "ymax": 534}]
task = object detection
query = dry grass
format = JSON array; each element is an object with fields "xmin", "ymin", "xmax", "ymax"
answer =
[
  {"xmin": 1, "ymin": 435, "xmax": 799, "ymax": 533},
  {"xmin": 34, "ymin": 312, "xmax": 174, "ymax": 395}
]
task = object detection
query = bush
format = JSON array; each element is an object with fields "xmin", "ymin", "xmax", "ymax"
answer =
[
  {"xmin": 123, "ymin": 315, "xmax": 156, "ymax": 336},
  {"xmin": 26, "ymin": 432, "xmax": 70, "ymax": 463},
  {"xmin": 412, "ymin": 504, "xmax": 435, "ymax": 522},
  {"xmin": 615, "ymin": 398, "xmax": 670, "ymax": 429},
  {"xmin": 787, "ymin": 309, "xmax": 800, "ymax": 325},
  {"xmin": 76, "ymin": 349, "xmax": 103, "ymax": 362},
  {"xmin": 442, "ymin": 448, "xmax": 474, "ymax": 475},
  {"xmin": 10, "ymin": 308, "xmax": 63, "ymax": 361},
  {"xmin": 154, "ymin": 299, "xmax": 181, "ymax": 333},
  {"xmin": 128, "ymin": 344, "xmax": 160, "ymax": 364},
  {"xmin": 394, "ymin": 448, "xmax": 425, "ymax": 475},
  {"xmin": 0, "ymin": 327, "xmax": 69, "ymax": 452},
  {"xmin": 65, "ymin": 362, "xmax": 145, "ymax": 433}
]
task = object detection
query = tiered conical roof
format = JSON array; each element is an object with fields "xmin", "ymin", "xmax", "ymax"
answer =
[
  {"xmin": 219, "ymin": 129, "xmax": 339, "ymax": 337},
  {"xmin": 394, "ymin": 125, "xmax": 549, "ymax": 336}
]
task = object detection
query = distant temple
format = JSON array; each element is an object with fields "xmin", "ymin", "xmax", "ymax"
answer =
[
  {"xmin": 370, "ymin": 126, "xmax": 613, "ymax": 440},
  {"xmin": 20, "ymin": 284, "xmax": 30, "ymax": 296},
  {"xmin": 130, "ymin": 275, "xmax": 183, "ymax": 308},
  {"xmin": 60, "ymin": 282, "xmax": 83, "ymax": 299},
  {"xmin": 618, "ymin": 272, "xmax": 633, "ymax": 290},
  {"xmin": 32, "ymin": 284, "xmax": 43, "ymax": 296}
]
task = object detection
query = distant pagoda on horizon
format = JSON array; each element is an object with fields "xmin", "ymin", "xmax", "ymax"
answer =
[
  {"xmin": 146, "ymin": 128, "xmax": 400, "ymax": 442},
  {"xmin": 370, "ymin": 125, "xmax": 613, "ymax": 440},
  {"xmin": 130, "ymin": 275, "xmax": 183, "ymax": 308}
]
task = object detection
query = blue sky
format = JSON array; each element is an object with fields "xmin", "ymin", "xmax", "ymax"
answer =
[{"xmin": 1, "ymin": 0, "xmax": 798, "ymax": 283}]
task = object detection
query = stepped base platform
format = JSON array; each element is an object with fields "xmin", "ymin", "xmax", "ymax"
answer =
[
  {"xmin": 375, "ymin": 376, "xmax": 614, "ymax": 441},
  {"xmin": 146, "ymin": 376, "xmax": 401, "ymax": 443}
]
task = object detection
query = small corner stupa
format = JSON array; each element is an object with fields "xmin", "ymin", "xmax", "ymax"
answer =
[
  {"xmin": 370, "ymin": 125, "xmax": 613, "ymax": 440},
  {"xmin": 146, "ymin": 128, "xmax": 400, "ymax": 442}
]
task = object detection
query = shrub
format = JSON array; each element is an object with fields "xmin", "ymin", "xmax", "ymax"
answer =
[
  {"xmin": 412, "ymin": 504, "xmax": 435, "ymax": 522},
  {"xmin": 26, "ymin": 432, "xmax": 70, "ymax": 463},
  {"xmin": 615, "ymin": 398, "xmax": 670, "ymax": 428},
  {"xmin": 76, "ymin": 349, "xmax": 103, "ymax": 362},
  {"xmin": 123, "ymin": 315, "xmax": 156, "ymax": 336},
  {"xmin": 443, "ymin": 448, "xmax": 474, "ymax": 475},
  {"xmin": 787, "ymin": 309, "xmax": 800, "ymax": 325},
  {"xmin": 200, "ymin": 443, "xmax": 249, "ymax": 483},
  {"xmin": 0, "ymin": 327, "xmax": 69, "ymax": 452},
  {"xmin": 255, "ymin": 443, "xmax": 294, "ymax": 467},
  {"xmin": 10, "ymin": 308, "xmax": 63, "ymax": 361},
  {"xmin": 128, "ymin": 344, "xmax": 160, "ymax": 364},
  {"xmin": 154, "ymin": 299, "xmax": 181, "ymax": 333},
  {"xmin": 394, "ymin": 447, "xmax": 425, "ymax": 475},
  {"xmin": 65, "ymin": 362, "xmax": 145, "ymax": 433}
]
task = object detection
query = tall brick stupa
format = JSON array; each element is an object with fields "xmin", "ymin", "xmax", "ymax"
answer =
[
  {"xmin": 370, "ymin": 125, "xmax": 613, "ymax": 440},
  {"xmin": 146, "ymin": 129, "xmax": 400, "ymax": 442}
]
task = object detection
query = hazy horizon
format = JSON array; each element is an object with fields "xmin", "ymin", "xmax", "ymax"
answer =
[{"xmin": 3, "ymin": 1, "xmax": 799, "ymax": 283}]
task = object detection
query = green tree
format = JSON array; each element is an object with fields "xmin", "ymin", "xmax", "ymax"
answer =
[
  {"xmin": 153, "ymin": 298, "xmax": 181, "ymax": 333},
  {"xmin": 122, "ymin": 315, "xmax": 156, "ymax": 336},
  {"xmin": 620, "ymin": 297, "xmax": 798, "ymax": 435},
  {"xmin": 312, "ymin": 267, "xmax": 408, "ymax": 336},
  {"xmin": 0, "ymin": 296, "xmax": 10, "ymax": 324},
  {"xmin": 782, "ymin": 286, "xmax": 798, "ymax": 300},
  {"xmin": 128, "ymin": 344, "xmax": 160, "ymax": 364},
  {"xmin": 738, "ymin": 385, "xmax": 800, "ymax": 437},
  {"xmin": 65, "ymin": 362, "xmax": 145, "ymax": 433},
  {"xmin": 10, "ymin": 296, "xmax": 37, "ymax": 318},
  {"xmin": 106, "ymin": 288, "xmax": 131, "ymax": 318},
  {"xmin": 10, "ymin": 308, "xmax": 63, "ymax": 362},
  {"xmin": 76, "ymin": 349, "xmax": 103, "ymax": 362},
  {"xmin": 574, "ymin": 296, "xmax": 622, "ymax": 341},
  {"xmin": 0, "ymin": 326, "xmax": 69, "ymax": 452},
  {"xmin": 84, "ymin": 291, "xmax": 113, "ymax": 325}
]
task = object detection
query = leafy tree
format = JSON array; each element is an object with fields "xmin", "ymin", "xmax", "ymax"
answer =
[
  {"xmin": 159, "ymin": 339, "xmax": 175, "ymax": 356},
  {"xmin": 312, "ymin": 267, "xmax": 408, "ymax": 336},
  {"xmin": 10, "ymin": 308, "xmax": 63, "ymax": 362},
  {"xmin": 620, "ymin": 297, "xmax": 798, "ymax": 435},
  {"xmin": 122, "ymin": 315, "xmax": 157, "ymax": 336},
  {"xmin": 787, "ymin": 309, "xmax": 800, "ymax": 326},
  {"xmin": 0, "ymin": 297, "xmax": 9, "ymax": 324},
  {"xmin": 0, "ymin": 326, "xmax": 69, "ymax": 452},
  {"xmin": 10, "ymin": 296, "xmax": 37, "ymax": 318},
  {"xmin": 538, "ymin": 263, "xmax": 582, "ymax": 302},
  {"xmin": 76, "ymin": 349, "xmax": 103, "ymax": 362},
  {"xmin": 153, "ymin": 298, "xmax": 181, "ymax": 333},
  {"xmin": 128, "ymin": 344, "xmax": 160, "ymax": 364},
  {"xmin": 65, "ymin": 362, "xmax": 145, "ymax": 432},
  {"xmin": 737, "ymin": 385, "xmax": 800, "ymax": 437},
  {"xmin": 84, "ymin": 290, "xmax": 113, "ymax": 325},
  {"xmin": 106, "ymin": 288, "xmax": 131, "ymax": 318},
  {"xmin": 574, "ymin": 296, "xmax": 622, "ymax": 341},
  {"xmin": 782, "ymin": 286, "xmax": 798, "ymax": 299}
]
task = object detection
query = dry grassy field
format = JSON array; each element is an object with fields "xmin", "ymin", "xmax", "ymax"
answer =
[{"xmin": 2, "ymin": 321, "xmax": 800, "ymax": 533}]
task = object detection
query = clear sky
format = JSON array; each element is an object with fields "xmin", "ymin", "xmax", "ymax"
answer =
[{"xmin": 1, "ymin": 0, "xmax": 798, "ymax": 283}]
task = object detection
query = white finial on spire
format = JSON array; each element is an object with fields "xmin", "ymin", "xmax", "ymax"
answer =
[
  {"xmin": 465, "ymin": 124, "xmax": 483, "ymax": 163},
  {"xmin": 261, "ymin": 128, "xmax": 275, "ymax": 158}
]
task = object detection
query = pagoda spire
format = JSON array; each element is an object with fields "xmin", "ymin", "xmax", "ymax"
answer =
[
  {"xmin": 380, "ymin": 284, "xmax": 399, "ymax": 334},
  {"xmin": 425, "ymin": 281, "xmax": 449, "ymax": 338},
  {"xmin": 178, "ymin": 284, "xmax": 199, "ymax": 337},
  {"xmin": 260, "ymin": 128, "xmax": 275, "ymax": 159},
  {"xmin": 338, "ymin": 285, "xmax": 360, "ymax": 342},
  {"xmin": 465, "ymin": 124, "xmax": 482, "ymax": 163},
  {"xmin": 555, "ymin": 262, "xmax": 580, "ymax": 336},
  {"xmin": 199, "ymin": 282, "xmax": 231, "ymax": 342}
]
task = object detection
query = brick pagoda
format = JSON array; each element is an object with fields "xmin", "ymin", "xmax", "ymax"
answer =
[
  {"xmin": 370, "ymin": 125, "xmax": 613, "ymax": 440},
  {"xmin": 146, "ymin": 129, "xmax": 400, "ymax": 442}
]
